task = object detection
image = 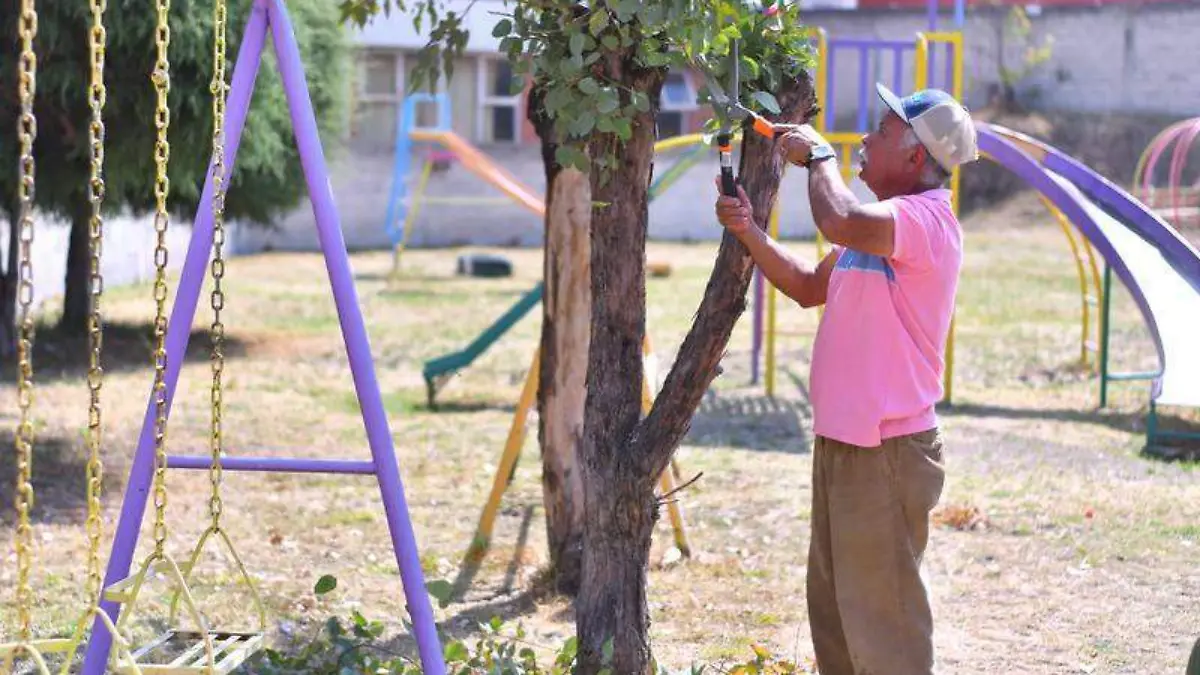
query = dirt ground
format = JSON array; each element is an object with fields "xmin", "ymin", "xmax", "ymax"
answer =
[{"xmin": 1, "ymin": 193, "xmax": 1198, "ymax": 673}]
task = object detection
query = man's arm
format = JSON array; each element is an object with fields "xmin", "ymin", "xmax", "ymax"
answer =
[
  {"xmin": 733, "ymin": 225, "xmax": 839, "ymax": 308},
  {"xmin": 807, "ymin": 159, "xmax": 896, "ymax": 257}
]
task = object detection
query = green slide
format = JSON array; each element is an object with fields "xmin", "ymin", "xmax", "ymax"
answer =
[{"xmin": 423, "ymin": 281, "xmax": 544, "ymax": 408}]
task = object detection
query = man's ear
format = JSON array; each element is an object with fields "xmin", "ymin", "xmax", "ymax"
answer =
[{"xmin": 909, "ymin": 144, "xmax": 929, "ymax": 171}]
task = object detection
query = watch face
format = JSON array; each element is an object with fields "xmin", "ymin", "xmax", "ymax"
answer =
[{"xmin": 812, "ymin": 144, "xmax": 835, "ymax": 160}]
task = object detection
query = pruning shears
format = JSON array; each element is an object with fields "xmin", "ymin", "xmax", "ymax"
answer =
[{"xmin": 703, "ymin": 40, "xmax": 796, "ymax": 197}]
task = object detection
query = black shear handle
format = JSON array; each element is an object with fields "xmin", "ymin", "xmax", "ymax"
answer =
[{"xmin": 717, "ymin": 132, "xmax": 737, "ymax": 197}]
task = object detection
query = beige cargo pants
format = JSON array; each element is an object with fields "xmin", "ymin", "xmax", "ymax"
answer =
[{"xmin": 807, "ymin": 428, "xmax": 945, "ymax": 675}]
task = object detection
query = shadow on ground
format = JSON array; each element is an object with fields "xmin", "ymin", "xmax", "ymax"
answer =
[
  {"xmin": 685, "ymin": 390, "xmax": 811, "ymax": 454},
  {"xmin": 939, "ymin": 401, "xmax": 1200, "ymax": 458},
  {"xmin": 0, "ymin": 320, "xmax": 250, "ymax": 385},
  {"xmin": 0, "ymin": 427, "xmax": 123, "ymax": 526}
]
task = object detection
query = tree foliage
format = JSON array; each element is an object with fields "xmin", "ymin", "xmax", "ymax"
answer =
[
  {"xmin": 340, "ymin": 0, "xmax": 817, "ymax": 173},
  {"xmin": 0, "ymin": 0, "xmax": 351, "ymax": 229}
]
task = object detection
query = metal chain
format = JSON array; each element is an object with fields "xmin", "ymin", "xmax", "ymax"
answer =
[
  {"xmin": 149, "ymin": 0, "xmax": 173, "ymax": 556},
  {"xmin": 14, "ymin": 0, "xmax": 39, "ymax": 644},
  {"xmin": 84, "ymin": 0, "xmax": 108, "ymax": 606},
  {"xmin": 208, "ymin": 0, "xmax": 229, "ymax": 530}
]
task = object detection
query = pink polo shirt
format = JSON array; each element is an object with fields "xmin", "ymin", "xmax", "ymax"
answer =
[{"xmin": 808, "ymin": 188, "xmax": 962, "ymax": 448}]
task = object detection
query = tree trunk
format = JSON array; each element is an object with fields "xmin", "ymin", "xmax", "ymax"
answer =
[
  {"xmin": 575, "ymin": 60, "xmax": 817, "ymax": 673},
  {"xmin": 58, "ymin": 198, "xmax": 91, "ymax": 335},
  {"xmin": 575, "ymin": 47, "xmax": 664, "ymax": 673},
  {"xmin": 0, "ymin": 210, "xmax": 19, "ymax": 360},
  {"xmin": 531, "ymin": 80, "xmax": 591, "ymax": 597}
]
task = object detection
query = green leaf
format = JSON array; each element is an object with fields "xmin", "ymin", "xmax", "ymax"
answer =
[
  {"xmin": 314, "ymin": 575, "xmax": 338, "ymax": 595},
  {"xmin": 632, "ymin": 91, "xmax": 650, "ymax": 112},
  {"xmin": 613, "ymin": 116, "xmax": 633, "ymax": 140},
  {"xmin": 570, "ymin": 31, "xmax": 586, "ymax": 58},
  {"xmin": 425, "ymin": 579, "xmax": 454, "ymax": 608},
  {"xmin": 751, "ymin": 91, "xmax": 781, "ymax": 114},
  {"xmin": 602, "ymin": 34, "xmax": 619, "ymax": 51},
  {"xmin": 444, "ymin": 641, "xmax": 470, "ymax": 663},
  {"xmin": 569, "ymin": 112, "xmax": 596, "ymax": 136},
  {"xmin": 596, "ymin": 115, "xmax": 615, "ymax": 133},
  {"xmin": 597, "ymin": 90, "xmax": 620, "ymax": 114},
  {"xmin": 578, "ymin": 77, "xmax": 600, "ymax": 95},
  {"xmin": 491, "ymin": 18, "xmax": 512, "ymax": 38},
  {"xmin": 740, "ymin": 55, "xmax": 760, "ymax": 81},
  {"xmin": 588, "ymin": 10, "xmax": 609, "ymax": 36}
]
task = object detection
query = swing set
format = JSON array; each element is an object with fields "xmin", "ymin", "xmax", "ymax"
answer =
[{"xmin": 3, "ymin": 0, "xmax": 446, "ymax": 673}]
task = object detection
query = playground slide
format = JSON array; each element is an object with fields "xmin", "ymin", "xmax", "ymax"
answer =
[
  {"xmin": 402, "ymin": 130, "xmax": 548, "ymax": 406},
  {"xmin": 408, "ymin": 129, "xmax": 545, "ymax": 217},
  {"xmin": 977, "ymin": 123, "xmax": 1200, "ymax": 409},
  {"xmin": 423, "ymin": 282, "xmax": 544, "ymax": 408},
  {"xmin": 417, "ymin": 133, "xmax": 708, "ymax": 407}
]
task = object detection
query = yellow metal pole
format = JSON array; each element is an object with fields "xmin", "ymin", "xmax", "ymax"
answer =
[
  {"xmin": 1039, "ymin": 197, "xmax": 1093, "ymax": 367},
  {"xmin": 642, "ymin": 336, "xmax": 692, "ymax": 557},
  {"xmin": 815, "ymin": 28, "xmax": 828, "ymax": 135},
  {"xmin": 466, "ymin": 348, "xmax": 541, "ymax": 562},
  {"xmin": 1081, "ymin": 238, "xmax": 1104, "ymax": 371},
  {"xmin": 914, "ymin": 34, "xmax": 928, "ymax": 90},
  {"xmin": 390, "ymin": 157, "xmax": 435, "ymax": 281}
]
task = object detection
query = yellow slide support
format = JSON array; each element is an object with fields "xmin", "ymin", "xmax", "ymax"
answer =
[{"xmin": 465, "ymin": 335, "xmax": 693, "ymax": 569}]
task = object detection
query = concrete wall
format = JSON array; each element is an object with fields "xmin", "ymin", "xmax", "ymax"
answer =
[
  {"xmin": 812, "ymin": 1, "xmax": 1200, "ymax": 132},
  {"xmin": 230, "ymin": 141, "xmax": 879, "ymax": 251},
  {"xmin": 2, "ymin": 214, "xmax": 193, "ymax": 314}
]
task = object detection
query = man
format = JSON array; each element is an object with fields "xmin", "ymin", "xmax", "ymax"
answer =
[{"xmin": 714, "ymin": 84, "xmax": 979, "ymax": 675}]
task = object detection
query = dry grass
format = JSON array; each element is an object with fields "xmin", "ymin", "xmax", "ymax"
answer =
[{"xmin": 2, "ymin": 192, "xmax": 1199, "ymax": 674}]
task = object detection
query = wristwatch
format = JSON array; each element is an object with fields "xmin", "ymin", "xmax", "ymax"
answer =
[{"xmin": 803, "ymin": 142, "xmax": 836, "ymax": 168}]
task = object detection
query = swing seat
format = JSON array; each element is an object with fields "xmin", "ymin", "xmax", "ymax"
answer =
[
  {"xmin": 104, "ymin": 558, "xmax": 193, "ymax": 603},
  {"xmin": 0, "ymin": 638, "xmax": 76, "ymax": 674},
  {"xmin": 114, "ymin": 629, "xmax": 263, "ymax": 675}
]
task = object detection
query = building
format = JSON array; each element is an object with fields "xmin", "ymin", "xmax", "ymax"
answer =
[
  {"xmin": 346, "ymin": 0, "xmax": 708, "ymax": 153},
  {"xmin": 228, "ymin": 0, "xmax": 1198, "ymax": 253}
]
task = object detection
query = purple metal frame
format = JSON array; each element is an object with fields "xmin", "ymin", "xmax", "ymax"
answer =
[
  {"xmin": 80, "ymin": 1, "xmax": 446, "ymax": 673},
  {"xmin": 751, "ymin": 270, "xmax": 763, "ymax": 384}
]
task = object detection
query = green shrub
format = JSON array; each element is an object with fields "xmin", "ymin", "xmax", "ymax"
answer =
[{"xmin": 246, "ymin": 575, "xmax": 814, "ymax": 674}]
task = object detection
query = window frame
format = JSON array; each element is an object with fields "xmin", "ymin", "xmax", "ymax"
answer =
[{"xmin": 476, "ymin": 56, "xmax": 523, "ymax": 144}]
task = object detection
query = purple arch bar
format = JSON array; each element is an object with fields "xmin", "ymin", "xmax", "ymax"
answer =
[
  {"xmin": 80, "ymin": 1, "xmax": 446, "ymax": 673},
  {"xmin": 975, "ymin": 126, "xmax": 1168, "ymax": 376}
]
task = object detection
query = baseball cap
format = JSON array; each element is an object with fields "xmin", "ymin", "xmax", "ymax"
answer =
[{"xmin": 876, "ymin": 83, "xmax": 979, "ymax": 172}]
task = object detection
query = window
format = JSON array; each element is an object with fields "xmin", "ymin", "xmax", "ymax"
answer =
[
  {"xmin": 477, "ymin": 58, "xmax": 523, "ymax": 143},
  {"xmin": 656, "ymin": 70, "xmax": 697, "ymax": 140},
  {"xmin": 351, "ymin": 50, "xmax": 403, "ymax": 152}
]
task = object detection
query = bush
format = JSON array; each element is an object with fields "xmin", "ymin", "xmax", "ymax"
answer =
[{"xmin": 245, "ymin": 575, "xmax": 815, "ymax": 674}]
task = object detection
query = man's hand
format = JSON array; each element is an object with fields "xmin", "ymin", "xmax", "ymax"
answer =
[
  {"xmin": 714, "ymin": 177, "xmax": 755, "ymax": 236},
  {"xmin": 778, "ymin": 124, "xmax": 830, "ymax": 166}
]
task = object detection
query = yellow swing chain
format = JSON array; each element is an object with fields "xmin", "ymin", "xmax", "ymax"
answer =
[
  {"xmin": 208, "ymin": 0, "xmax": 229, "ymax": 532},
  {"xmin": 149, "ymin": 0, "xmax": 173, "ymax": 558},
  {"xmin": 84, "ymin": 0, "xmax": 109, "ymax": 609},
  {"xmin": 14, "ymin": 0, "xmax": 39, "ymax": 646}
]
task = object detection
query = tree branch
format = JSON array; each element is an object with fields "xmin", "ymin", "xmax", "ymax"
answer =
[{"xmin": 632, "ymin": 71, "xmax": 818, "ymax": 484}]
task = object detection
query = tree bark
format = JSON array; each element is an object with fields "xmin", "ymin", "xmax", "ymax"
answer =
[
  {"xmin": 575, "ymin": 46, "xmax": 664, "ymax": 673},
  {"xmin": 531, "ymin": 80, "xmax": 591, "ymax": 597},
  {"xmin": 58, "ymin": 197, "xmax": 91, "ymax": 335},
  {"xmin": 575, "ymin": 61, "xmax": 817, "ymax": 673}
]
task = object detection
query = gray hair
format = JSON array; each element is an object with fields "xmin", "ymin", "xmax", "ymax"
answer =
[{"xmin": 902, "ymin": 127, "xmax": 952, "ymax": 189}]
